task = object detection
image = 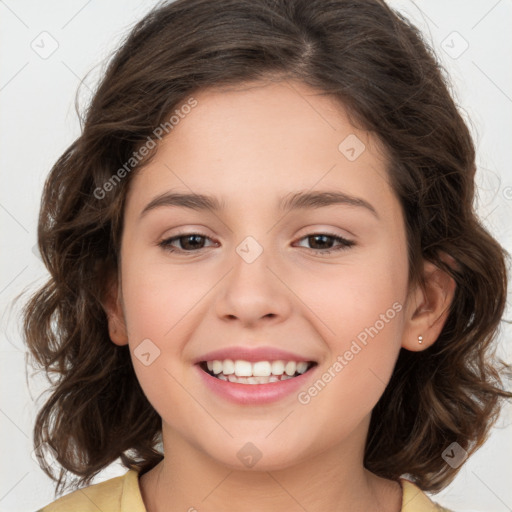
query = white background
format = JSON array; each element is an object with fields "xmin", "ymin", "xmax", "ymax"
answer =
[{"xmin": 1, "ymin": 1, "xmax": 511, "ymax": 511}]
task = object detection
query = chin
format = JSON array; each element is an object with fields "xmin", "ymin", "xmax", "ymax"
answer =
[{"xmin": 205, "ymin": 441, "xmax": 310, "ymax": 473}]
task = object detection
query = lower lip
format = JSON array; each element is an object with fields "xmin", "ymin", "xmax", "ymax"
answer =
[{"xmin": 195, "ymin": 364, "xmax": 317, "ymax": 405}]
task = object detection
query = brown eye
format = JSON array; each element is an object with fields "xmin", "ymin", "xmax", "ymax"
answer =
[
  {"xmin": 157, "ymin": 231, "xmax": 355, "ymax": 256},
  {"xmin": 158, "ymin": 233, "xmax": 215, "ymax": 253},
  {"xmin": 295, "ymin": 233, "xmax": 355, "ymax": 254}
]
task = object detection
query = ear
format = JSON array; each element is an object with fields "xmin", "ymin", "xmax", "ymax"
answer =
[
  {"xmin": 101, "ymin": 271, "xmax": 129, "ymax": 346},
  {"xmin": 401, "ymin": 252, "xmax": 457, "ymax": 352}
]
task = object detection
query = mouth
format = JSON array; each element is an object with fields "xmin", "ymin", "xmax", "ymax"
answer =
[{"xmin": 198, "ymin": 359, "xmax": 318, "ymax": 385}]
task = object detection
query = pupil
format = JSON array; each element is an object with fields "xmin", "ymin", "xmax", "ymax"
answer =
[
  {"xmin": 310, "ymin": 234, "xmax": 330, "ymax": 249},
  {"xmin": 182, "ymin": 235, "xmax": 203, "ymax": 250}
]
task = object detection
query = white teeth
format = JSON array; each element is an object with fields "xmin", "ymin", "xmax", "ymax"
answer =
[
  {"xmin": 204, "ymin": 358, "xmax": 313, "ymax": 381},
  {"xmin": 284, "ymin": 361, "xmax": 296, "ymax": 376},
  {"xmin": 271, "ymin": 360, "xmax": 285, "ymax": 375},
  {"xmin": 234, "ymin": 360, "xmax": 252, "ymax": 377},
  {"xmin": 212, "ymin": 360, "xmax": 223, "ymax": 375},
  {"xmin": 221, "ymin": 373, "xmax": 293, "ymax": 385},
  {"xmin": 222, "ymin": 359, "xmax": 235, "ymax": 375},
  {"xmin": 296, "ymin": 362, "xmax": 308, "ymax": 374},
  {"xmin": 252, "ymin": 361, "xmax": 271, "ymax": 377}
]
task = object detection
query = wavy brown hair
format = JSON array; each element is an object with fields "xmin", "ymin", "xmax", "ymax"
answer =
[{"xmin": 19, "ymin": 0, "xmax": 512, "ymax": 498}]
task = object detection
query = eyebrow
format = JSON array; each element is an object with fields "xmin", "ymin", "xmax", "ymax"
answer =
[{"xmin": 139, "ymin": 190, "xmax": 379, "ymax": 219}]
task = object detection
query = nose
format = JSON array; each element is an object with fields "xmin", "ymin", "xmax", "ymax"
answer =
[{"xmin": 214, "ymin": 241, "xmax": 292, "ymax": 327}]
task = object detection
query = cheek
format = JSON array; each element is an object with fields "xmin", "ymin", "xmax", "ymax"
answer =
[
  {"xmin": 120, "ymin": 258, "xmax": 202, "ymax": 421},
  {"xmin": 120, "ymin": 255, "xmax": 214, "ymax": 405},
  {"xmin": 121, "ymin": 251, "xmax": 206, "ymax": 338},
  {"xmin": 297, "ymin": 248, "xmax": 406, "ymax": 342},
  {"xmin": 294, "ymin": 249, "xmax": 406, "ymax": 411}
]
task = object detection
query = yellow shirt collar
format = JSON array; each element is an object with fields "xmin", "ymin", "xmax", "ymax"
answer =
[{"xmin": 121, "ymin": 470, "xmax": 451, "ymax": 512}]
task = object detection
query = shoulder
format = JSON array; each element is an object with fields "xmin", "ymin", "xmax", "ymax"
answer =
[
  {"xmin": 400, "ymin": 478, "xmax": 454, "ymax": 512},
  {"xmin": 36, "ymin": 469, "xmax": 146, "ymax": 512}
]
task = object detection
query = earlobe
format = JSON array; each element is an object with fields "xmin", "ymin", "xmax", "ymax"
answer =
[
  {"xmin": 107, "ymin": 312, "xmax": 129, "ymax": 346},
  {"xmin": 102, "ymin": 275, "xmax": 129, "ymax": 346},
  {"xmin": 401, "ymin": 253, "xmax": 457, "ymax": 352}
]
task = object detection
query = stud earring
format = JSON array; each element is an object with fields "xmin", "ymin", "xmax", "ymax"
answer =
[{"xmin": 418, "ymin": 335, "xmax": 423, "ymax": 344}]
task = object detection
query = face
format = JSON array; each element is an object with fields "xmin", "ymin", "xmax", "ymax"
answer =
[{"xmin": 109, "ymin": 80, "xmax": 411, "ymax": 471}]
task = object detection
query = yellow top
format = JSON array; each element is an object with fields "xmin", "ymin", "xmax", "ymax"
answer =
[{"xmin": 37, "ymin": 469, "xmax": 453, "ymax": 511}]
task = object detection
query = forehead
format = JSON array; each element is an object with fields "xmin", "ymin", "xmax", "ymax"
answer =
[{"xmin": 125, "ymin": 80, "xmax": 398, "ymax": 223}]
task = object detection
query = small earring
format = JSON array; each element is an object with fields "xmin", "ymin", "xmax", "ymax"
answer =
[{"xmin": 418, "ymin": 335, "xmax": 423, "ymax": 344}]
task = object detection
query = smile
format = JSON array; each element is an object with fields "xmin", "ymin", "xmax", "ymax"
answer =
[
  {"xmin": 196, "ymin": 357, "xmax": 319, "ymax": 404},
  {"xmin": 199, "ymin": 359, "xmax": 317, "ymax": 384}
]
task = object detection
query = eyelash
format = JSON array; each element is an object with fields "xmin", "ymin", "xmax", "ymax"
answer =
[{"xmin": 157, "ymin": 231, "xmax": 355, "ymax": 256}]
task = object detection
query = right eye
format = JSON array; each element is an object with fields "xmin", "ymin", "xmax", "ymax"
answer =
[{"xmin": 158, "ymin": 232, "xmax": 217, "ymax": 254}]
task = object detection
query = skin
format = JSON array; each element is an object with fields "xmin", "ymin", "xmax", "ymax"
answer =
[{"xmin": 104, "ymin": 79, "xmax": 456, "ymax": 512}]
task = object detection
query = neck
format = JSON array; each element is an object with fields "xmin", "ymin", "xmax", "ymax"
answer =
[{"xmin": 139, "ymin": 418, "xmax": 402, "ymax": 512}]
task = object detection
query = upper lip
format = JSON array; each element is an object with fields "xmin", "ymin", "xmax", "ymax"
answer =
[{"xmin": 194, "ymin": 346, "xmax": 316, "ymax": 364}]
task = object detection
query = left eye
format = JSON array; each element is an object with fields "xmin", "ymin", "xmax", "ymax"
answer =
[
  {"xmin": 158, "ymin": 232, "xmax": 355, "ymax": 254},
  {"xmin": 294, "ymin": 233, "xmax": 355, "ymax": 253}
]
